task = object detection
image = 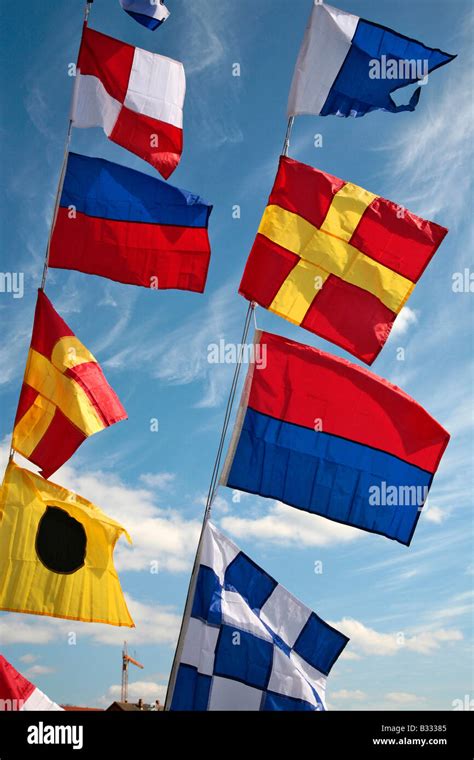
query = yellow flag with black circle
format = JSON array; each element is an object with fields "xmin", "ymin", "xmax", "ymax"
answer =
[{"xmin": 0, "ymin": 462, "xmax": 134, "ymax": 627}]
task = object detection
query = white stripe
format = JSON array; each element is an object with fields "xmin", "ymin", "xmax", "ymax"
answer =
[
  {"xmin": 287, "ymin": 2, "xmax": 359, "ymax": 117},
  {"xmin": 208, "ymin": 677, "xmax": 263, "ymax": 711},
  {"xmin": 120, "ymin": 0, "xmax": 169, "ymax": 22},
  {"xmin": 221, "ymin": 589, "xmax": 273, "ymax": 641},
  {"xmin": 71, "ymin": 73, "xmax": 122, "ymax": 136},
  {"xmin": 268, "ymin": 647, "xmax": 321, "ymax": 707},
  {"xmin": 260, "ymin": 583, "xmax": 312, "ymax": 648},
  {"xmin": 200, "ymin": 521, "xmax": 239, "ymax": 585},
  {"xmin": 290, "ymin": 650, "xmax": 328, "ymax": 708},
  {"xmin": 22, "ymin": 687, "xmax": 63, "ymax": 711},
  {"xmin": 181, "ymin": 617, "xmax": 219, "ymax": 676},
  {"xmin": 124, "ymin": 48, "xmax": 185, "ymax": 128}
]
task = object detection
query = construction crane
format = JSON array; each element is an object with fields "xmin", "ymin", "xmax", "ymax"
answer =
[{"xmin": 121, "ymin": 641, "xmax": 144, "ymax": 703}]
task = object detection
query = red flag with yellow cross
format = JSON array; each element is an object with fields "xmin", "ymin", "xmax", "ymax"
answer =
[
  {"xmin": 12, "ymin": 289, "xmax": 127, "ymax": 478},
  {"xmin": 239, "ymin": 156, "xmax": 448, "ymax": 364}
]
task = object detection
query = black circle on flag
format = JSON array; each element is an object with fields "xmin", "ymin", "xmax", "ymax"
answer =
[{"xmin": 35, "ymin": 506, "xmax": 87, "ymax": 574}]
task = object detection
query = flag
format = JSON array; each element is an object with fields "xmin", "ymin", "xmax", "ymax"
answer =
[
  {"xmin": 49, "ymin": 153, "xmax": 212, "ymax": 293},
  {"xmin": 239, "ymin": 156, "xmax": 447, "ymax": 364},
  {"xmin": 72, "ymin": 27, "xmax": 185, "ymax": 179},
  {"xmin": 120, "ymin": 0, "xmax": 170, "ymax": 30},
  {"xmin": 287, "ymin": 2, "xmax": 455, "ymax": 118},
  {"xmin": 0, "ymin": 655, "xmax": 62, "ymax": 711},
  {"xmin": 0, "ymin": 462, "xmax": 134, "ymax": 627},
  {"xmin": 168, "ymin": 521, "xmax": 348, "ymax": 711},
  {"xmin": 12, "ymin": 290, "xmax": 127, "ymax": 479},
  {"xmin": 220, "ymin": 331, "xmax": 450, "ymax": 546}
]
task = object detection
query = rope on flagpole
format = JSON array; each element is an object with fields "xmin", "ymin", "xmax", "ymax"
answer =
[
  {"xmin": 164, "ymin": 300, "xmax": 255, "ymax": 709},
  {"xmin": 40, "ymin": 0, "xmax": 94, "ymax": 291}
]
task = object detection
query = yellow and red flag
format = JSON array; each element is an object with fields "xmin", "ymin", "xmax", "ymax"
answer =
[
  {"xmin": 12, "ymin": 290, "xmax": 127, "ymax": 478},
  {"xmin": 239, "ymin": 157, "xmax": 448, "ymax": 364}
]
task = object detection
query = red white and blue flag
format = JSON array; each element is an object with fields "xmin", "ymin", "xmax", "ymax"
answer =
[
  {"xmin": 72, "ymin": 27, "xmax": 185, "ymax": 179},
  {"xmin": 49, "ymin": 153, "xmax": 212, "ymax": 293},
  {"xmin": 120, "ymin": 0, "xmax": 170, "ymax": 30}
]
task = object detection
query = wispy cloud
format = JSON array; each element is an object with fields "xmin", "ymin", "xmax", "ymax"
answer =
[
  {"xmin": 389, "ymin": 306, "xmax": 418, "ymax": 338},
  {"xmin": 377, "ymin": 18, "xmax": 473, "ymax": 226},
  {"xmin": 384, "ymin": 691, "xmax": 426, "ymax": 705},
  {"xmin": 221, "ymin": 500, "xmax": 363, "ymax": 547},
  {"xmin": 103, "ymin": 283, "xmax": 245, "ymax": 408},
  {"xmin": 0, "ymin": 593, "xmax": 181, "ymax": 649},
  {"xmin": 97, "ymin": 680, "xmax": 167, "ymax": 708},
  {"xmin": 331, "ymin": 617, "xmax": 462, "ymax": 657},
  {"xmin": 25, "ymin": 664, "xmax": 55, "ymax": 677}
]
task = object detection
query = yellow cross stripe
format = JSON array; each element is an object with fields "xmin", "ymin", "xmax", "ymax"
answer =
[
  {"xmin": 21, "ymin": 349, "xmax": 105, "ymax": 437},
  {"xmin": 270, "ymin": 260, "xmax": 329, "ymax": 325},
  {"xmin": 51, "ymin": 336, "xmax": 97, "ymax": 373},
  {"xmin": 259, "ymin": 204, "xmax": 414, "ymax": 314},
  {"xmin": 320, "ymin": 182, "xmax": 378, "ymax": 242},
  {"xmin": 12, "ymin": 395, "xmax": 56, "ymax": 457}
]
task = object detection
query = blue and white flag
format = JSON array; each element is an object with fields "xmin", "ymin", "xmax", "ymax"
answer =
[
  {"xmin": 168, "ymin": 522, "xmax": 349, "ymax": 711},
  {"xmin": 119, "ymin": 0, "xmax": 170, "ymax": 30},
  {"xmin": 287, "ymin": 2, "xmax": 455, "ymax": 118}
]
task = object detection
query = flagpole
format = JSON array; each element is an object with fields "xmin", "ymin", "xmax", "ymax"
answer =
[
  {"xmin": 40, "ymin": 0, "xmax": 94, "ymax": 291},
  {"xmin": 282, "ymin": 116, "xmax": 295, "ymax": 157},
  {"xmin": 8, "ymin": 0, "xmax": 94, "ymax": 463},
  {"xmin": 165, "ymin": 110, "xmax": 297, "ymax": 710},
  {"xmin": 164, "ymin": 301, "xmax": 255, "ymax": 710}
]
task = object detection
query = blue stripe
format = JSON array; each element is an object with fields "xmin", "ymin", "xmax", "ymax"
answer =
[
  {"xmin": 262, "ymin": 691, "xmax": 323, "ymax": 712},
  {"xmin": 321, "ymin": 18, "xmax": 455, "ymax": 117},
  {"xmin": 214, "ymin": 625, "xmax": 274, "ymax": 691},
  {"xmin": 191, "ymin": 566, "xmax": 222, "ymax": 626},
  {"xmin": 60, "ymin": 153, "xmax": 212, "ymax": 227},
  {"xmin": 125, "ymin": 10, "xmax": 163, "ymax": 30},
  {"xmin": 170, "ymin": 665, "xmax": 211, "ymax": 710},
  {"xmin": 293, "ymin": 612, "xmax": 349, "ymax": 676},
  {"xmin": 227, "ymin": 408, "xmax": 433, "ymax": 545},
  {"xmin": 224, "ymin": 552, "xmax": 277, "ymax": 613}
]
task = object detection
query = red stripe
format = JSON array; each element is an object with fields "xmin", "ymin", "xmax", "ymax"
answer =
[
  {"xmin": 30, "ymin": 290, "xmax": 73, "ymax": 359},
  {"xmin": 270, "ymin": 156, "xmax": 345, "ymax": 229},
  {"xmin": 50, "ymin": 208, "xmax": 210, "ymax": 292},
  {"xmin": 0, "ymin": 656, "xmax": 35, "ymax": 705},
  {"xmin": 249, "ymin": 331, "xmax": 449, "ymax": 473},
  {"xmin": 111, "ymin": 107, "xmax": 183, "ymax": 179},
  {"xmin": 65, "ymin": 362, "xmax": 127, "ymax": 427},
  {"xmin": 27, "ymin": 409, "xmax": 87, "ymax": 479},
  {"xmin": 302, "ymin": 275, "xmax": 395, "ymax": 365},
  {"xmin": 239, "ymin": 234, "xmax": 299, "ymax": 307},
  {"xmin": 351, "ymin": 197, "xmax": 448, "ymax": 281},
  {"xmin": 78, "ymin": 26, "xmax": 133, "ymax": 103},
  {"xmin": 14, "ymin": 383, "xmax": 39, "ymax": 426}
]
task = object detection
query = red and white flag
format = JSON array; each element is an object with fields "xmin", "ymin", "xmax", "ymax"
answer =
[
  {"xmin": 0, "ymin": 655, "xmax": 63, "ymax": 711},
  {"xmin": 72, "ymin": 26, "xmax": 185, "ymax": 179}
]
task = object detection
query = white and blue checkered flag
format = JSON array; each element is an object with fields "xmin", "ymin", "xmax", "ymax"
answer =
[{"xmin": 168, "ymin": 521, "xmax": 349, "ymax": 711}]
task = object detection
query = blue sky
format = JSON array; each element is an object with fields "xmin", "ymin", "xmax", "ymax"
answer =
[{"xmin": 0, "ymin": 0, "xmax": 472, "ymax": 710}]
